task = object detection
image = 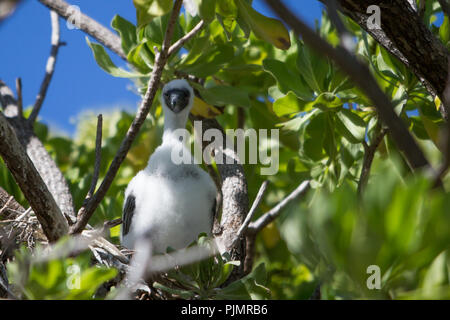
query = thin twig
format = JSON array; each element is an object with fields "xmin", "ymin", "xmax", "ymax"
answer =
[
  {"xmin": 15, "ymin": 77, "xmax": 23, "ymax": 117},
  {"xmin": 358, "ymin": 127, "xmax": 387, "ymax": 195},
  {"xmin": 29, "ymin": 10, "xmax": 64, "ymax": 124},
  {"xmin": 77, "ymin": 114, "xmax": 103, "ymax": 219},
  {"xmin": 102, "ymin": 218, "xmax": 122, "ymax": 231},
  {"xmin": 70, "ymin": 0, "xmax": 184, "ymax": 234},
  {"xmin": 247, "ymin": 180, "xmax": 310, "ymax": 234},
  {"xmin": 243, "ymin": 233, "xmax": 256, "ymax": 275},
  {"xmin": 167, "ymin": 20, "xmax": 205, "ymax": 56},
  {"xmin": 0, "ymin": 196, "xmax": 13, "ymax": 216},
  {"xmin": 232, "ymin": 181, "xmax": 269, "ymax": 248},
  {"xmin": 265, "ymin": 0, "xmax": 431, "ymax": 172}
]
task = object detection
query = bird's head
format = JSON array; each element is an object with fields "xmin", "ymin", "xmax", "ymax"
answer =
[{"xmin": 161, "ymin": 79, "xmax": 194, "ymax": 114}]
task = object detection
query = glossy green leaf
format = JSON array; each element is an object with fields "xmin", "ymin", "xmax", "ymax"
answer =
[
  {"xmin": 439, "ymin": 16, "xmax": 449, "ymax": 44},
  {"xmin": 111, "ymin": 15, "xmax": 137, "ymax": 55},
  {"xmin": 196, "ymin": 0, "xmax": 217, "ymax": 22},
  {"xmin": 193, "ymin": 84, "xmax": 250, "ymax": 107},
  {"xmin": 273, "ymin": 91, "xmax": 307, "ymax": 117},
  {"xmin": 133, "ymin": 0, "xmax": 173, "ymax": 27},
  {"xmin": 263, "ymin": 58, "xmax": 313, "ymax": 100},
  {"xmin": 335, "ymin": 109, "xmax": 366, "ymax": 143},
  {"xmin": 86, "ymin": 38, "xmax": 141, "ymax": 78},
  {"xmin": 235, "ymin": 0, "xmax": 290, "ymax": 50},
  {"xmin": 296, "ymin": 41, "xmax": 330, "ymax": 93},
  {"xmin": 180, "ymin": 44, "xmax": 234, "ymax": 78}
]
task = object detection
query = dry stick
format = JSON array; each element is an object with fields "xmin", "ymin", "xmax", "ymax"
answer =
[
  {"xmin": 38, "ymin": 0, "xmax": 126, "ymax": 60},
  {"xmin": 247, "ymin": 181, "xmax": 310, "ymax": 235},
  {"xmin": 0, "ymin": 196, "xmax": 13, "ymax": 216},
  {"xmin": 70, "ymin": 0, "xmax": 184, "ymax": 234},
  {"xmin": 29, "ymin": 10, "xmax": 65, "ymax": 124},
  {"xmin": 232, "ymin": 180, "xmax": 269, "ymax": 248},
  {"xmin": 0, "ymin": 112, "xmax": 68, "ymax": 241},
  {"xmin": 265, "ymin": 0, "xmax": 431, "ymax": 172},
  {"xmin": 15, "ymin": 78, "xmax": 22, "ymax": 117},
  {"xmin": 77, "ymin": 114, "xmax": 103, "ymax": 218}
]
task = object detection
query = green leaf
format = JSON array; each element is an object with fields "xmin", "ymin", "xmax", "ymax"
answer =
[
  {"xmin": 127, "ymin": 40, "xmax": 154, "ymax": 73},
  {"xmin": 133, "ymin": 0, "xmax": 174, "ymax": 27},
  {"xmin": 235, "ymin": 0, "xmax": 290, "ymax": 50},
  {"xmin": 196, "ymin": 0, "xmax": 217, "ymax": 22},
  {"xmin": 180, "ymin": 44, "xmax": 234, "ymax": 78},
  {"xmin": 422, "ymin": 251, "xmax": 448, "ymax": 292},
  {"xmin": 215, "ymin": 263, "xmax": 270, "ymax": 300},
  {"xmin": 273, "ymin": 91, "xmax": 307, "ymax": 117},
  {"xmin": 335, "ymin": 109, "xmax": 366, "ymax": 143},
  {"xmin": 376, "ymin": 47, "xmax": 402, "ymax": 81},
  {"xmin": 278, "ymin": 109, "xmax": 320, "ymax": 132},
  {"xmin": 216, "ymin": 0, "xmax": 238, "ymax": 18},
  {"xmin": 263, "ymin": 58, "xmax": 313, "ymax": 101},
  {"xmin": 193, "ymin": 84, "xmax": 250, "ymax": 107},
  {"xmin": 306, "ymin": 92, "xmax": 343, "ymax": 110},
  {"xmin": 153, "ymin": 282, "xmax": 196, "ymax": 299},
  {"xmin": 439, "ymin": 16, "xmax": 449, "ymax": 44},
  {"xmin": 392, "ymin": 85, "xmax": 408, "ymax": 115},
  {"xmin": 144, "ymin": 14, "xmax": 183, "ymax": 48},
  {"xmin": 296, "ymin": 41, "xmax": 330, "ymax": 93},
  {"xmin": 86, "ymin": 38, "xmax": 141, "ymax": 78},
  {"xmin": 111, "ymin": 15, "xmax": 137, "ymax": 55}
]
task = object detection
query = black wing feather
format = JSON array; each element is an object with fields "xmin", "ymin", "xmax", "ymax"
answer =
[{"xmin": 122, "ymin": 194, "xmax": 136, "ymax": 236}]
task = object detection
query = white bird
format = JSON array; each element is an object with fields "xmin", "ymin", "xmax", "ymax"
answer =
[{"xmin": 121, "ymin": 79, "xmax": 217, "ymax": 254}]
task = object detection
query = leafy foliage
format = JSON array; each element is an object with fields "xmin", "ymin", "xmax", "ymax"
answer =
[{"xmin": 1, "ymin": 0, "xmax": 450, "ymax": 300}]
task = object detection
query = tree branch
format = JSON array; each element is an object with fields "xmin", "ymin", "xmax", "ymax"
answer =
[
  {"xmin": 15, "ymin": 78, "xmax": 22, "ymax": 118},
  {"xmin": 70, "ymin": 0, "xmax": 184, "ymax": 234},
  {"xmin": 29, "ymin": 10, "xmax": 64, "ymax": 124},
  {"xmin": 0, "ymin": 187, "xmax": 25, "ymax": 219},
  {"xmin": 232, "ymin": 180, "xmax": 269, "ymax": 248},
  {"xmin": 0, "ymin": 80, "xmax": 76, "ymax": 218},
  {"xmin": 77, "ymin": 114, "xmax": 102, "ymax": 219},
  {"xmin": 191, "ymin": 116, "xmax": 249, "ymax": 277},
  {"xmin": 266, "ymin": 0, "xmax": 432, "ymax": 172},
  {"xmin": 247, "ymin": 180, "xmax": 310, "ymax": 235},
  {"xmin": 327, "ymin": 0, "xmax": 450, "ymax": 119},
  {"xmin": 168, "ymin": 20, "xmax": 205, "ymax": 56},
  {"xmin": 358, "ymin": 127, "xmax": 387, "ymax": 194},
  {"xmin": 438, "ymin": 0, "xmax": 450, "ymax": 18},
  {"xmin": 433, "ymin": 60, "xmax": 450, "ymax": 186},
  {"xmin": 0, "ymin": 112, "xmax": 68, "ymax": 242},
  {"xmin": 38, "ymin": 0, "xmax": 126, "ymax": 60}
]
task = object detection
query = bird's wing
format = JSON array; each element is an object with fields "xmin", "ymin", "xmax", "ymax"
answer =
[{"xmin": 122, "ymin": 194, "xmax": 136, "ymax": 236}]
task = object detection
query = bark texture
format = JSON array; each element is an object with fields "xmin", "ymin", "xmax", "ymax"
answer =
[
  {"xmin": 0, "ymin": 112, "xmax": 68, "ymax": 242},
  {"xmin": 0, "ymin": 81, "xmax": 76, "ymax": 219},
  {"xmin": 336, "ymin": 0, "xmax": 450, "ymax": 117}
]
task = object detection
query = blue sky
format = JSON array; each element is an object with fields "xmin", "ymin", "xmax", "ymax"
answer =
[{"xmin": 0, "ymin": 0, "xmax": 323, "ymax": 135}]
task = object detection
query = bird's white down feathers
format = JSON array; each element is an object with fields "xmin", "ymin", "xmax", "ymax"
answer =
[{"xmin": 121, "ymin": 79, "xmax": 217, "ymax": 253}]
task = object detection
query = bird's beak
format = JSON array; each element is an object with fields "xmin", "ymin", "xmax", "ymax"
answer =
[{"xmin": 164, "ymin": 89, "xmax": 190, "ymax": 113}]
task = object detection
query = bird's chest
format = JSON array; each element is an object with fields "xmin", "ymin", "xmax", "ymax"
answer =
[{"xmin": 131, "ymin": 172, "xmax": 213, "ymax": 236}]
